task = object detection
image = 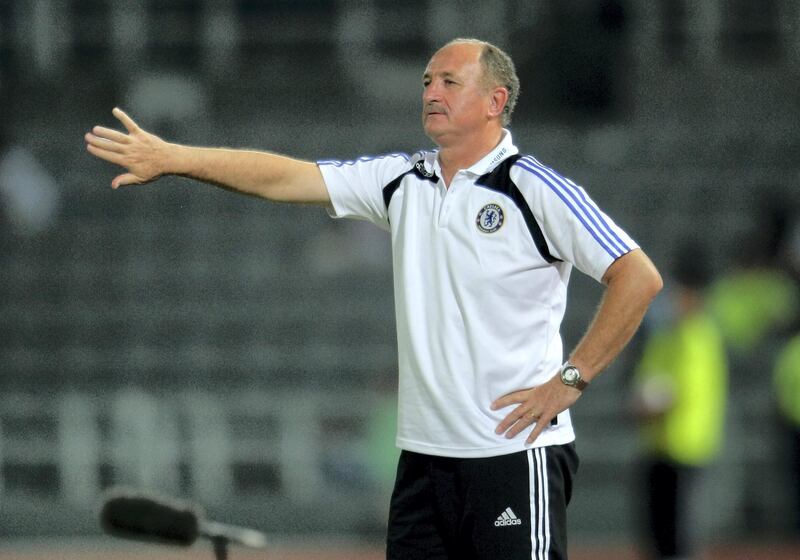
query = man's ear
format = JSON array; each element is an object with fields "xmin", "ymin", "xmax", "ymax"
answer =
[{"xmin": 488, "ymin": 87, "xmax": 509, "ymax": 120}]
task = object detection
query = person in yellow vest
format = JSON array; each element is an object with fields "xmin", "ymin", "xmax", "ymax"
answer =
[
  {"xmin": 633, "ymin": 245, "xmax": 728, "ymax": 560},
  {"xmin": 774, "ymin": 333, "xmax": 800, "ymax": 531}
]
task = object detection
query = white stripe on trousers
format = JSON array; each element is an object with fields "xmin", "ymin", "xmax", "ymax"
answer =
[{"xmin": 528, "ymin": 448, "xmax": 551, "ymax": 560}]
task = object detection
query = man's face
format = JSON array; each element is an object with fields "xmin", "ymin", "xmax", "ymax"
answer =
[{"xmin": 422, "ymin": 43, "xmax": 492, "ymax": 144}]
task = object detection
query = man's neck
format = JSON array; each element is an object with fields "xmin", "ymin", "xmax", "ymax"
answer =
[{"xmin": 436, "ymin": 127, "xmax": 504, "ymax": 187}]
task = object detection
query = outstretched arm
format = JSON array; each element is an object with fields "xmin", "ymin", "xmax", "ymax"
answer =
[
  {"xmin": 492, "ymin": 248, "xmax": 663, "ymax": 444},
  {"xmin": 85, "ymin": 108, "xmax": 330, "ymax": 205}
]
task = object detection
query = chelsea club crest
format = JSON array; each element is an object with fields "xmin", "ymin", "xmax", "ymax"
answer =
[{"xmin": 476, "ymin": 203, "xmax": 504, "ymax": 233}]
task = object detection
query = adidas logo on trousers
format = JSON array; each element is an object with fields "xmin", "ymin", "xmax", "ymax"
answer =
[{"xmin": 494, "ymin": 507, "xmax": 522, "ymax": 526}]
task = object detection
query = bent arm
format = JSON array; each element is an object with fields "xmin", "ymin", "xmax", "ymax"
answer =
[
  {"xmin": 85, "ymin": 108, "xmax": 329, "ymax": 205},
  {"xmin": 568, "ymin": 248, "xmax": 663, "ymax": 381},
  {"xmin": 493, "ymin": 248, "xmax": 662, "ymax": 443}
]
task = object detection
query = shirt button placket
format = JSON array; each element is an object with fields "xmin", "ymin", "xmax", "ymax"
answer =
[{"xmin": 437, "ymin": 178, "xmax": 452, "ymax": 228}]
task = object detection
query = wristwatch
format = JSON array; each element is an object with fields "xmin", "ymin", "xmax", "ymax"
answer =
[{"xmin": 559, "ymin": 362, "xmax": 589, "ymax": 391}]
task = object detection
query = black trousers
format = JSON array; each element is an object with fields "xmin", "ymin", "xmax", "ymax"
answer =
[
  {"xmin": 644, "ymin": 459, "xmax": 698, "ymax": 560},
  {"xmin": 386, "ymin": 444, "xmax": 579, "ymax": 560},
  {"xmin": 790, "ymin": 427, "xmax": 800, "ymax": 532}
]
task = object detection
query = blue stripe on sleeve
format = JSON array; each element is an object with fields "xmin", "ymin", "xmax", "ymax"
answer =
[
  {"xmin": 518, "ymin": 157, "xmax": 630, "ymax": 255},
  {"xmin": 549, "ymin": 166, "xmax": 632, "ymax": 253},
  {"xmin": 520, "ymin": 156, "xmax": 629, "ymax": 255},
  {"xmin": 515, "ymin": 160, "xmax": 621, "ymax": 258}
]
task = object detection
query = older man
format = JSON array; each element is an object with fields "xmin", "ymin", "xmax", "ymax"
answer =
[{"xmin": 86, "ymin": 38, "xmax": 661, "ymax": 560}]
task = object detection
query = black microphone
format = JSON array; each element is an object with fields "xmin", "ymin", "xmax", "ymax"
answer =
[
  {"xmin": 100, "ymin": 490, "xmax": 200, "ymax": 547},
  {"xmin": 100, "ymin": 489, "xmax": 267, "ymax": 549}
]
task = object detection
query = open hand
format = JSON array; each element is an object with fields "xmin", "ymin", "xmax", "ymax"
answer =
[
  {"xmin": 491, "ymin": 372, "xmax": 582, "ymax": 445},
  {"xmin": 85, "ymin": 108, "xmax": 169, "ymax": 189}
]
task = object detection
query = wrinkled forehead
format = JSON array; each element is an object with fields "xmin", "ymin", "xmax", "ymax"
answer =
[{"xmin": 424, "ymin": 42, "xmax": 483, "ymax": 78}]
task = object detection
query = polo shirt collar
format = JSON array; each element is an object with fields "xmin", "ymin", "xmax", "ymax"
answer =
[
  {"xmin": 430, "ymin": 129, "xmax": 518, "ymax": 178},
  {"xmin": 465, "ymin": 129, "xmax": 518, "ymax": 175}
]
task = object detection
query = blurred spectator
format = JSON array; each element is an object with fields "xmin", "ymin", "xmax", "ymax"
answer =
[
  {"xmin": 773, "ymin": 216, "xmax": 800, "ymax": 532},
  {"xmin": 0, "ymin": 128, "xmax": 60, "ymax": 236},
  {"xmin": 786, "ymin": 219, "xmax": 800, "ymax": 284},
  {"xmin": 361, "ymin": 379, "xmax": 400, "ymax": 527},
  {"xmin": 632, "ymin": 241, "xmax": 728, "ymax": 560},
  {"xmin": 705, "ymin": 193, "xmax": 800, "ymax": 537},
  {"xmin": 708, "ymin": 265, "xmax": 796, "ymax": 354},
  {"xmin": 123, "ymin": 70, "xmax": 210, "ymax": 141},
  {"xmin": 774, "ymin": 331, "xmax": 800, "ymax": 532},
  {"xmin": 708, "ymin": 194, "xmax": 798, "ymax": 355}
]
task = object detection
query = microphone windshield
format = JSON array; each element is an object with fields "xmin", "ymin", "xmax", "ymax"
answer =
[{"xmin": 100, "ymin": 489, "xmax": 201, "ymax": 547}]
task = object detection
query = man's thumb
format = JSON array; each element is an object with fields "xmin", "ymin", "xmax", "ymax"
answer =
[{"xmin": 112, "ymin": 173, "xmax": 142, "ymax": 189}]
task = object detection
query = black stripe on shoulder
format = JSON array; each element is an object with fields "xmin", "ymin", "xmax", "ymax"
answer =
[
  {"xmin": 382, "ymin": 160, "xmax": 438, "ymax": 210},
  {"xmin": 475, "ymin": 155, "xmax": 560, "ymax": 264},
  {"xmin": 382, "ymin": 170, "xmax": 412, "ymax": 210}
]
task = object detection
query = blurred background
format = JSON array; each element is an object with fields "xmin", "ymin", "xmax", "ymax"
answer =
[{"xmin": 1, "ymin": 0, "xmax": 800, "ymax": 558}]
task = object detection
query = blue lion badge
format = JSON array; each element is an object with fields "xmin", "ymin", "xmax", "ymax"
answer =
[{"xmin": 476, "ymin": 203, "xmax": 504, "ymax": 233}]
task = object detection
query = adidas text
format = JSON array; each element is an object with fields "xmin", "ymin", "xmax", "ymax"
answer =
[{"xmin": 494, "ymin": 518, "xmax": 522, "ymax": 526}]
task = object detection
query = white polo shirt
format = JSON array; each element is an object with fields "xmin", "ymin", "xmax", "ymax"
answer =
[{"xmin": 318, "ymin": 131, "xmax": 637, "ymax": 458}]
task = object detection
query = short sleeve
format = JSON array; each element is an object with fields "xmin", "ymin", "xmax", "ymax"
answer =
[
  {"xmin": 317, "ymin": 153, "xmax": 411, "ymax": 231},
  {"xmin": 513, "ymin": 157, "xmax": 639, "ymax": 282}
]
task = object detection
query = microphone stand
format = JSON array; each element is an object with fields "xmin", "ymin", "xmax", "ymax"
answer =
[
  {"xmin": 99, "ymin": 490, "xmax": 266, "ymax": 559},
  {"xmin": 201, "ymin": 520, "xmax": 267, "ymax": 558},
  {"xmin": 211, "ymin": 536, "xmax": 229, "ymax": 560}
]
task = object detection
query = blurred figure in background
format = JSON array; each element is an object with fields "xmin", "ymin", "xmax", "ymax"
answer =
[
  {"xmin": 0, "ymin": 120, "xmax": 60, "ymax": 237},
  {"xmin": 708, "ymin": 193, "xmax": 798, "ymax": 357},
  {"xmin": 707, "ymin": 194, "xmax": 799, "ymax": 536},
  {"xmin": 774, "ymin": 330, "xmax": 800, "ymax": 533},
  {"xmin": 632, "ymin": 241, "xmax": 728, "ymax": 560},
  {"xmin": 773, "ymin": 216, "xmax": 800, "ymax": 533},
  {"xmin": 361, "ymin": 371, "xmax": 401, "ymax": 529}
]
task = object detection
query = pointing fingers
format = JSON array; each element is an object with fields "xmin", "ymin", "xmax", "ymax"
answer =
[
  {"xmin": 85, "ymin": 132, "xmax": 126, "ymax": 153},
  {"xmin": 112, "ymin": 107, "xmax": 139, "ymax": 133},
  {"xmin": 86, "ymin": 107, "xmax": 166, "ymax": 188},
  {"xmin": 92, "ymin": 125, "xmax": 131, "ymax": 144},
  {"xmin": 85, "ymin": 142, "xmax": 126, "ymax": 166}
]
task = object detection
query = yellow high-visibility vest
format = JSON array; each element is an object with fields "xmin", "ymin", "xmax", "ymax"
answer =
[
  {"xmin": 709, "ymin": 269, "xmax": 797, "ymax": 353},
  {"xmin": 636, "ymin": 311, "xmax": 728, "ymax": 466}
]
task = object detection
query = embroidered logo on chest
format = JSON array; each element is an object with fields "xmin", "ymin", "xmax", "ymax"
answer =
[{"xmin": 476, "ymin": 203, "xmax": 505, "ymax": 233}]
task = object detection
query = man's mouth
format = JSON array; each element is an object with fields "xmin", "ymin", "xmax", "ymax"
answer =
[{"xmin": 425, "ymin": 105, "xmax": 446, "ymax": 118}]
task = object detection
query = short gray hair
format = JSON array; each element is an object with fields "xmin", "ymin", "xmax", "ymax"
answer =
[{"xmin": 444, "ymin": 38, "xmax": 520, "ymax": 126}]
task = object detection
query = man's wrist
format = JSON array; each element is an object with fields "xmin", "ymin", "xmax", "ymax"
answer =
[
  {"xmin": 559, "ymin": 361, "xmax": 589, "ymax": 391},
  {"xmin": 168, "ymin": 143, "xmax": 191, "ymax": 176}
]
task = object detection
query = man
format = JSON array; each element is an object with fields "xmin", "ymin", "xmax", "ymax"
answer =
[
  {"xmin": 775, "ymin": 330, "xmax": 800, "ymax": 533},
  {"xmin": 86, "ymin": 38, "xmax": 662, "ymax": 559},
  {"xmin": 633, "ymin": 243, "xmax": 727, "ymax": 559}
]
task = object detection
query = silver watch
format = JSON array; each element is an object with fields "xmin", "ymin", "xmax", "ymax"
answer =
[{"xmin": 560, "ymin": 362, "xmax": 589, "ymax": 391}]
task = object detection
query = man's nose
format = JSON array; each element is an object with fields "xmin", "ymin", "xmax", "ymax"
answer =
[{"xmin": 423, "ymin": 83, "xmax": 440, "ymax": 103}]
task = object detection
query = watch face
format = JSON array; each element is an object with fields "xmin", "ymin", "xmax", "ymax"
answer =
[{"xmin": 562, "ymin": 367, "xmax": 579, "ymax": 385}]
